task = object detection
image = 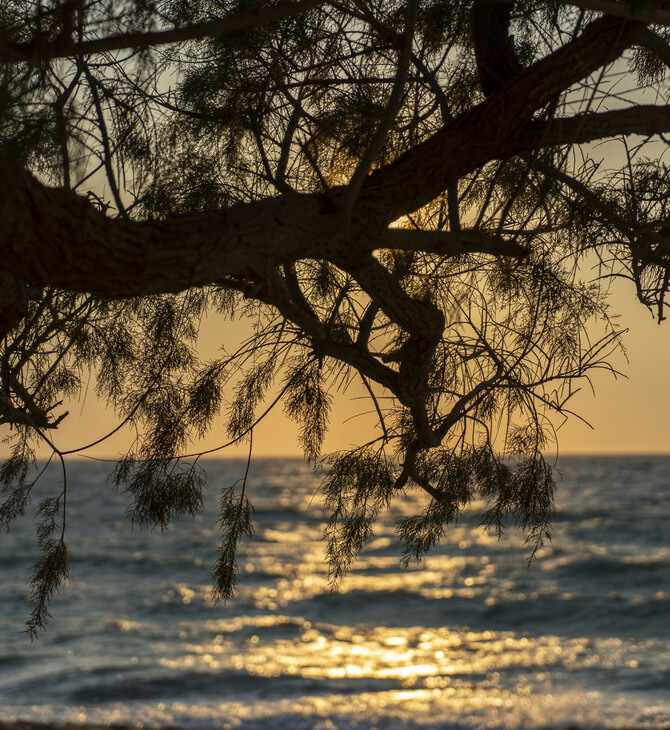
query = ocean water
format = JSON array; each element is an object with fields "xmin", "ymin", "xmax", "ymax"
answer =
[{"xmin": 0, "ymin": 455, "xmax": 669, "ymax": 729}]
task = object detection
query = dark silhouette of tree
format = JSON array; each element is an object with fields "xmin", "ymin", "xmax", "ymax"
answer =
[
  {"xmin": 471, "ymin": 0, "xmax": 521, "ymax": 96},
  {"xmin": 1, "ymin": 0, "xmax": 670, "ymax": 635}
]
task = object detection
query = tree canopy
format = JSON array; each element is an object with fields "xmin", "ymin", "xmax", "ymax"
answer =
[{"xmin": 2, "ymin": 0, "xmax": 670, "ymax": 636}]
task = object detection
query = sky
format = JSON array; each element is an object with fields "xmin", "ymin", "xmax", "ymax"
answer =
[
  {"xmin": 7, "ymin": 48, "xmax": 666, "ymax": 463},
  {"xmin": 554, "ymin": 283, "xmax": 670, "ymax": 456},
  {"xmin": 14, "ymin": 273, "xmax": 669, "ymax": 462}
]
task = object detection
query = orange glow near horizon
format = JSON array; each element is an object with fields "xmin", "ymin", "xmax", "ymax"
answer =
[{"xmin": 5, "ymin": 275, "xmax": 669, "ymax": 461}]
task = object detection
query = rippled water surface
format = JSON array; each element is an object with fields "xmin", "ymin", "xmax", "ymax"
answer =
[{"xmin": 1, "ymin": 456, "xmax": 669, "ymax": 729}]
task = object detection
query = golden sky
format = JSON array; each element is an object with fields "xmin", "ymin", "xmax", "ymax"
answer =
[{"xmin": 15, "ymin": 274, "xmax": 668, "ymax": 462}]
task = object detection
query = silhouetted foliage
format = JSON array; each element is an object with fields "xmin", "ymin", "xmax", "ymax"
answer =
[{"xmin": 1, "ymin": 0, "xmax": 669, "ymax": 635}]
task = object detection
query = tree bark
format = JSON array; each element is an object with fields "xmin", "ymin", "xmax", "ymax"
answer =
[
  {"xmin": 1, "ymin": 0, "xmax": 329, "ymax": 62},
  {"xmin": 0, "ymin": 11, "xmax": 662, "ymax": 300}
]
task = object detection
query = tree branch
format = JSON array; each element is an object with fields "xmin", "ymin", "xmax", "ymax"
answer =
[
  {"xmin": 2, "ymin": 15, "xmax": 669, "ymax": 303},
  {"xmin": 235, "ymin": 268, "xmax": 400, "ymax": 393},
  {"xmin": 341, "ymin": 0, "xmax": 418, "ymax": 219},
  {"xmin": 537, "ymin": 0, "xmax": 670, "ymax": 26},
  {"xmin": 636, "ymin": 26, "xmax": 670, "ymax": 69},
  {"xmin": 382, "ymin": 229, "xmax": 529, "ymax": 258},
  {"xmin": 1, "ymin": 0, "xmax": 328, "ymax": 62},
  {"xmin": 358, "ymin": 12, "xmax": 645, "ymax": 222},
  {"xmin": 526, "ymin": 105, "xmax": 670, "ymax": 149},
  {"xmin": 0, "ymin": 158, "xmax": 330, "ymax": 296},
  {"xmin": 0, "ymin": 159, "xmax": 528, "ymax": 299}
]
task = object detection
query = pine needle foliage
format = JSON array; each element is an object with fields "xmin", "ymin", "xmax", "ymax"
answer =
[
  {"xmin": 227, "ymin": 355, "xmax": 278, "ymax": 440},
  {"xmin": 0, "ymin": 445, "xmax": 35, "ymax": 531},
  {"xmin": 324, "ymin": 447, "xmax": 397, "ymax": 584},
  {"xmin": 212, "ymin": 483, "xmax": 255, "ymax": 602},
  {"xmin": 25, "ymin": 496, "xmax": 69, "ymax": 639},
  {"xmin": 113, "ymin": 459, "xmax": 206, "ymax": 530},
  {"xmin": 283, "ymin": 358, "xmax": 332, "ymax": 463},
  {"xmin": 397, "ymin": 446, "xmax": 503, "ymax": 565},
  {"xmin": 0, "ymin": 0, "xmax": 667, "ymax": 633}
]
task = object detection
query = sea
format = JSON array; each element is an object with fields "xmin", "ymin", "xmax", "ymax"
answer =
[{"xmin": 0, "ymin": 455, "xmax": 669, "ymax": 730}]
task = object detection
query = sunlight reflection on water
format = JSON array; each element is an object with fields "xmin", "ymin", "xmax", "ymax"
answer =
[
  {"xmin": 152, "ymin": 617, "xmax": 596, "ymax": 685},
  {"xmin": 1, "ymin": 457, "xmax": 670, "ymax": 729}
]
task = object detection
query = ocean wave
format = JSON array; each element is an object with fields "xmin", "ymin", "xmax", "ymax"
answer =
[
  {"xmin": 3, "ymin": 457, "xmax": 670, "ymax": 729},
  {"xmin": 2, "ymin": 690, "xmax": 670, "ymax": 730}
]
